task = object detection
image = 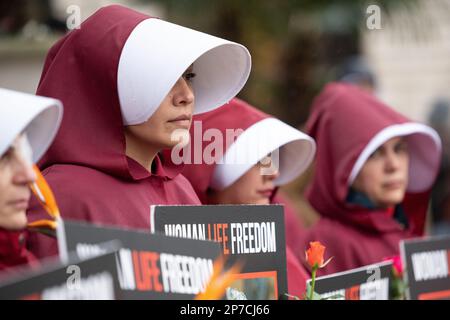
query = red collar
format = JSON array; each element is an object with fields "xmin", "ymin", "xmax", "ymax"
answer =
[
  {"xmin": 127, "ymin": 150, "xmax": 183, "ymax": 181},
  {"xmin": 385, "ymin": 206, "xmax": 395, "ymax": 218}
]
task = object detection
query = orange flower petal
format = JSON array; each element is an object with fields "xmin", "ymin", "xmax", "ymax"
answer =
[
  {"xmin": 306, "ymin": 241, "xmax": 326, "ymax": 269},
  {"xmin": 29, "ymin": 165, "xmax": 60, "ymax": 218},
  {"xmin": 27, "ymin": 219, "xmax": 57, "ymax": 230},
  {"xmin": 195, "ymin": 257, "xmax": 243, "ymax": 300}
]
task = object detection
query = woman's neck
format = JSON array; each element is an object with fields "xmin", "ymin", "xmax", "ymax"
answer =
[{"xmin": 124, "ymin": 132, "xmax": 160, "ymax": 173}]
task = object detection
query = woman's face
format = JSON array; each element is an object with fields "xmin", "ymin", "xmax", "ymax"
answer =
[
  {"xmin": 0, "ymin": 135, "xmax": 36, "ymax": 230},
  {"xmin": 352, "ymin": 137, "xmax": 409, "ymax": 208},
  {"xmin": 208, "ymin": 160, "xmax": 280, "ymax": 205},
  {"xmin": 124, "ymin": 66, "xmax": 196, "ymax": 150}
]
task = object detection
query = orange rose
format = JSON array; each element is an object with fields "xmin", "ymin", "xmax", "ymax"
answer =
[
  {"xmin": 305, "ymin": 241, "xmax": 332, "ymax": 269},
  {"xmin": 304, "ymin": 241, "xmax": 333, "ymax": 300}
]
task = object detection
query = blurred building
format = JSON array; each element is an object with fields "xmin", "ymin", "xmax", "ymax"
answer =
[
  {"xmin": 362, "ymin": 0, "xmax": 450, "ymax": 122},
  {"xmin": 0, "ymin": 0, "xmax": 163, "ymax": 93}
]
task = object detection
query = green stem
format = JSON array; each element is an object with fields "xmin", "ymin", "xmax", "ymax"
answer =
[{"xmin": 309, "ymin": 266, "xmax": 317, "ymax": 300}]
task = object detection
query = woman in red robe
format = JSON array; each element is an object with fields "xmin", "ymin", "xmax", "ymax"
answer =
[
  {"xmin": 26, "ymin": 5, "xmax": 251, "ymax": 259},
  {"xmin": 293, "ymin": 82, "xmax": 441, "ymax": 276},
  {"xmin": 181, "ymin": 98, "xmax": 316, "ymax": 298},
  {"xmin": 0, "ymin": 88, "xmax": 62, "ymax": 273}
]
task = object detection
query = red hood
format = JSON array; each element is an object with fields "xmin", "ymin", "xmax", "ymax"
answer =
[
  {"xmin": 35, "ymin": 5, "xmax": 180, "ymax": 180},
  {"xmin": 182, "ymin": 98, "xmax": 315, "ymax": 203},
  {"xmin": 305, "ymin": 83, "xmax": 441, "ymax": 236},
  {"xmin": 182, "ymin": 98, "xmax": 269, "ymax": 202}
]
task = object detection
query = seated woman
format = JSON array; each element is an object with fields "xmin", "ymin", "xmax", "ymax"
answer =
[
  {"xmin": 181, "ymin": 98, "xmax": 316, "ymax": 298},
  {"xmin": 0, "ymin": 88, "xmax": 62, "ymax": 272},
  {"xmin": 26, "ymin": 5, "xmax": 251, "ymax": 259},
  {"xmin": 294, "ymin": 82, "xmax": 441, "ymax": 275}
]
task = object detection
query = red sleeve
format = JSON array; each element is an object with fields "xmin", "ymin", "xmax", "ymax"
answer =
[
  {"xmin": 286, "ymin": 246, "xmax": 308, "ymax": 299},
  {"xmin": 271, "ymin": 192, "xmax": 306, "ymax": 250},
  {"xmin": 403, "ymin": 191, "xmax": 430, "ymax": 236}
]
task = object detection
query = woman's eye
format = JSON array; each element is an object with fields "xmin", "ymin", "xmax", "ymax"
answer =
[
  {"xmin": 395, "ymin": 142, "xmax": 408, "ymax": 153},
  {"xmin": 0, "ymin": 148, "xmax": 14, "ymax": 163},
  {"xmin": 369, "ymin": 149, "xmax": 381, "ymax": 159},
  {"xmin": 184, "ymin": 72, "xmax": 196, "ymax": 81}
]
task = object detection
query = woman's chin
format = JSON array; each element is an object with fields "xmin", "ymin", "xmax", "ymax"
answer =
[
  {"xmin": 0, "ymin": 211, "xmax": 28, "ymax": 231},
  {"xmin": 168, "ymin": 129, "xmax": 190, "ymax": 148},
  {"xmin": 254, "ymin": 197, "xmax": 271, "ymax": 205}
]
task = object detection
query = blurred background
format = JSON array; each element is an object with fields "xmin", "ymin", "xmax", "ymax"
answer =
[{"xmin": 1, "ymin": 0, "xmax": 449, "ymax": 234}]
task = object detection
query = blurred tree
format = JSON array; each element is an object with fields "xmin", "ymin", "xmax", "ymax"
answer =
[
  {"xmin": 145, "ymin": 0, "xmax": 412, "ymax": 127},
  {"xmin": 0, "ymin": 0, "xmax": 66, "ymax": 35},
  {"xmin": 141, "ymin": 0, "xmax": 417, "ymax": 226},
  {"xmin": 0, "ymin": 0, "xmax": 28, "ymax": 34}
]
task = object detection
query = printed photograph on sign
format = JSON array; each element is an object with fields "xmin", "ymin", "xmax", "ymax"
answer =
[{"xmin": 227, "ymin": 271, "xmax": 278, "ymax": 300}]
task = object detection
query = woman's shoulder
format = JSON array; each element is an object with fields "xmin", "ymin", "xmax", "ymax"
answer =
[
  {"xmin": 41, "ymin": 164, "xmax": 124, "ymax": 194},
  {"xmin": 28, "ymin": 165, "xmax": 113, "ymax": 219},
  {"xmin": 42, "ymin": 164, "xmax": 113, "ymax": 181}
]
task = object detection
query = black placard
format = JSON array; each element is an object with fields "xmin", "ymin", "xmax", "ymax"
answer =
[
  {"xmin": 307, "ymin": 261, "xmax": 393, "ymax": 300},
  {"xmin": 0, "ymin": 248, "xmax": 120, "ymax": 300},
  {"xmin": 151, "ymin": 204, "xmax": 287, "ymax": 299},
  {"xmin": 400, "ymin": 235, "xmax": 450, "ymax": 300},
  {"xmin": 58, "ymin": 219, "xmax": 222, "ymax": 300}
]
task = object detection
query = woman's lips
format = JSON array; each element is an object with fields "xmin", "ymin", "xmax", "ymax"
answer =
[
  {"xmin": 258, "ymin": 189, "xmax": 275, "ymax": 198},
  {"xmin": 383, "ymin": 181, "xmax": 404, "ymax": 190},
  {"xmin": 168, "ymin": 115, "xmax": 191, "ymax": 128}
]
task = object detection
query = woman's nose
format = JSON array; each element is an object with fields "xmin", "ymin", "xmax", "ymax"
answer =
[
  {"xmin": 12, "ymin": 155, "xmax": 36, "ymax": 185},
  {"xmin": 263, "ymin": 167, "xmax": 280, "ymax": 181},
  {"xmin": 173, "ymin": 77, "xmax": 195, "ymax": 107},
  {"xmin": 385, "ymin": 151, "xmax": 401, "ymax": 171}
]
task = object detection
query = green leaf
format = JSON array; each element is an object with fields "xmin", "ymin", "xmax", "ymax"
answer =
[
  {"xmin": 323, "ymin": 293, "xmax": 344, "ymax": 300},
  {"xmin": 306, "ymin": 282, "xmax": 323, "ymax": 300}
]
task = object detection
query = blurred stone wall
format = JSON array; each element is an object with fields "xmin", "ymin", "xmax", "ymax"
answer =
[{"xmin": 362, "ymin": 0, "xmax": 450, "ymax": 122}]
